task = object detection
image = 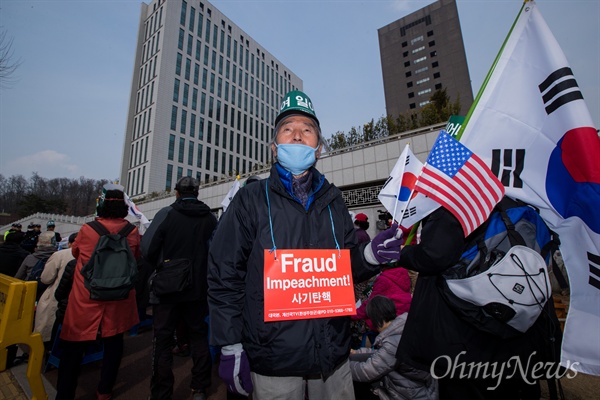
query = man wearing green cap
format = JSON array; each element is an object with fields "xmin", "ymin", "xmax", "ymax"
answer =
[{"xmin": 208, "ymin": 90, "xmax": 400, "ymax": 399}]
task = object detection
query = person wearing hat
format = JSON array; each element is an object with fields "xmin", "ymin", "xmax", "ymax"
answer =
[
  {"xmin": 46, "ymin": 219, "xmax": 62, "ymax": 245},
  {"xmin": 353, "ymin": 213, "xmax": 371, "ymax": 244},
  {"xmin": 56, "ymin": 184, "xmax": 141, "ymax": 400},
  {"xmin": 142, "ymin": 176, "xmax": 218, "ymax": 400},
  {"xmin": 208, "ymin": 90, "xmax": 398, "ymax": 399},
  {"xmin": 15, "ymin": 231, "xmax": 57, "ymax": 281},
  {"xmin": 3, "ymin": 222, "xmax": 22, "ymax": 241},
  {"xmin": 20, "ymin": 223, "xmax": 39, "ymax": 253}
]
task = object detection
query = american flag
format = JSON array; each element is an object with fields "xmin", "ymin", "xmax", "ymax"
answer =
[{"xmin": 415, "ymin": 130, "xmax": 505, "ymax": 236}]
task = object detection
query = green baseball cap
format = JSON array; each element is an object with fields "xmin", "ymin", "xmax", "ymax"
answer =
[{"xmin": 275, "ymin": 90, "xmax": 320, "ymax": 128}]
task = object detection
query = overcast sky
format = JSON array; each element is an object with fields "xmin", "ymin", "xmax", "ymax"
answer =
[{"xmin": 0, "ymin": 0, "xmax": 598, "ymax": 182}]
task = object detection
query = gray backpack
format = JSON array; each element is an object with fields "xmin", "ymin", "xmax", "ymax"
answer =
[{"xmin": 80, "ymin": 220, "xmax": 138, "ymax": 301}]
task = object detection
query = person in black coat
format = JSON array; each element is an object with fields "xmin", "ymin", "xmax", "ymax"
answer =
[
  {"xmin": 396, "ymin": 206, "xmax": 562, "ymax": 400},
  {"xmin": 0, "ymin": 232, "xmax": 29, "ymax": 277},
  {"xmin": 141, "ymin": 176, "xmax": 218, "ymax": 400}
]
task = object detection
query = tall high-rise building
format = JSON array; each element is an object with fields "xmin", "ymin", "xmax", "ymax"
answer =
[
  {"xmin": 120, "ymin": 0, "xmax": 302, "ymax": 198},
  {"xmin": 378, "ymin": 0, "xmax": 473, "ymax": 118}
]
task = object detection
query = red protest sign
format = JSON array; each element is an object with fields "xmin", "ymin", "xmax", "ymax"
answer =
[{"xmin": 263, "ymin": 249, "xmax": 356, "ymax": 322}]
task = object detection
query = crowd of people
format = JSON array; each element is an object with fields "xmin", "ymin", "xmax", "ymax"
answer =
[{"xmin": 0, "ymin": 89, "xmax": 564, "ymax": 400}]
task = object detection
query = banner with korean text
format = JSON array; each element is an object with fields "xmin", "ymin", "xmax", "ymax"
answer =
[{"xmin": 263, "ymin": 249, "xmax": 355, "ymax": 322}]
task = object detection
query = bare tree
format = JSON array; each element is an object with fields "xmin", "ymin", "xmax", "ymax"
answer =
[{"xmin": 0, "ymin": 29, "xmax": 21, "ymax": 88}]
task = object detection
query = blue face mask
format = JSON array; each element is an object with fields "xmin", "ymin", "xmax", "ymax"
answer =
[{"xmin": 275, "ymin": 143, "xmax": 318, "ymax": 175}]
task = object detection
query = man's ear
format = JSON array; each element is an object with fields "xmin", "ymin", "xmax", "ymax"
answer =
[
  {"xmin": 315, "ymin": 143, "xmax": 323, "ymax": 159},
  {"xmin": 271, "ymin": 143, "xmax": 277, "ymax": 158}
]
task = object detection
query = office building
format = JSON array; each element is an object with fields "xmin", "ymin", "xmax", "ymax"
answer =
[
  {"xmin": 378, "ymin": 0, "xmax": 473, "ymax": 118},
  {"xmin": 120, "ymin": 0, "xmax": 302, "ymax": 197}
]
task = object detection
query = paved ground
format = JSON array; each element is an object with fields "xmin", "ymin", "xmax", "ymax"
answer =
[
  {"xmin": 2, "ymin": 323, "xmax": 227, "ymax": 400},
  {"xmin": 3, "ymin": 321, "xmax": 600, "ymax": 399}
]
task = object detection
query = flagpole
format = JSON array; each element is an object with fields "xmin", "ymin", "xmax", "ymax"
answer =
[{"xmin": 456, "ymin": 0, "xmax": 530, "ymax": 141}]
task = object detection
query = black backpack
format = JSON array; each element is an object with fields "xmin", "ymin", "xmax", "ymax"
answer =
[
  {"xmin": 437, "ymin": 197, "xmax": 560, "ymax": 339},
  {"xmin": 27, "ymin": 256, "xmax": 50, "ymax": 300},
  {"xmin": 80, "ymin": 220, "xmax": 138, "ymax": 301}
]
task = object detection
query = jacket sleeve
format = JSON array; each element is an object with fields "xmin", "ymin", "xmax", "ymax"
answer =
[
  {"xmin": 141, "ymin": 208, "xmax": 169, "ymax": 266},
  {"xmin": 207, "ymin": 190, "xmax": 255, "ymax": 347},
  {"xmin": 14, "ymin": 256, "xmax": 32, "ymax": 280},
  {"xmin": 40, "ymin": 251, "xmax": 60, "ymax": 285},
  {"xmin": 350, "ymin": 336, "xmax": 399, "ymax": 382},
  {"xmin": 399, "ymin": 207, "xmax": 465, "ymax": 275},
  {"xmin": 55, "ymin": 259, "xmax": 76, "ymax": 303}
]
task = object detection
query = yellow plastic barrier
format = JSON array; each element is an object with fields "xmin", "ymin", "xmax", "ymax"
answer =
[{"xmin": 0, "ymin": 274, "xmax": 48, "ymax": 400}]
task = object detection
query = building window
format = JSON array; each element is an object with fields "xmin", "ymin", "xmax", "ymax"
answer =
[
  {"xmin": 180, "ymin": 1, "xmax": 187, "ymax": 25},
  {"xmin": 415, "ymin": 66, "xmax": 428, "ymax": 74},
  {"xmin": 176, "ymin": 53, "xmax": 182, "ymax": 76},
  {"xmin": 205, "ymin": 20, "xmax": 211, "ymax": 43},
  {"xmin": 435, "ymin": 83, "xmax": 442, "ymax": 90},
  {"xmin": 409, "ymin": 103, "xmax": 416, "ymax": 109},
  {"xmin": 199, "ymin": 117, "xmax": 204, "ymax": 140},
  {"xmin": 412, "ymin": 46, "xmax": 425, "ymax": 54},
  {"xmin": 401, "ymin": 41, "xmax": 407, "ymax": 48},
  {"xmin": 185, "ymin": 58, "xmax": 191, "ymax": 80},
  {"xmin": 197, "ymin": 143, "xmax": 203, "ymax": 168},
  {"xmin": 414, "ymin": 56, "xmax": 427, "ymax": 64},
  {"xmin": 428, "ymin": 40, "xmax": 436, "ymax": 47},
  {"xmin": 419, "ymin": 100, "xmax": 431, "ymax": 107},
  {"xmin": 194, "ymin": 63, "xmax": 199, "ymax": 85},
  {"xmin": 177, "ymin": 167, "xmax": 183, "ymax": 181},
  {"xmin": 188, "ymin": 140, "xmax": 194, "ymax": 165},
  {"xmin": 173, "ymin": 79, "xmax": 180, "ymax": 102},
  {"xmin": 405, "ymin": 71, "xmax": 412, "ymax": 78},
  {"xmin": 178, "ymin": 29, "xmax": 185, "ymax": 50},
  {"xmin": 197, "ymin": 12, "xmax": 203, "ymax": 37},
  {"xmin": 404, "ymin": 61, "xmax": 410, "ymax": 67},
  {"xmin": 430, "ymin": 50, "xmax": 437, "ymax": 58},
  {"xmin": 180, "ymin": 109, "xmax": 187, "ymax": 134},
  {"xmin": 189, "ymin": 6, "xmax": 195, "ymax": 31},
  {"xmin": 403, "ymin": 51, "xmax": 409, "ymax": 57},
  {"xmin": 432, "ymin": 61, "xmax": 439, "ymax": 68},
  {"xmin": 204, "ymin": 45, "xmax": 209, "ymax": 66},
  {"xmin": 183, "ymin": 83, "xmax": 189, "ymax": 106},
  {"xmin": 205, "ymin": 146, "xmax": 211, "ymax": 170},
  {"xmin": 406, "ymin": 82, "xmax": 413, "ymax": 88},
  {"xmin": 179, "ymin": 138, "xmax": 185, "ymax": 163},
  {"xmin": 410, "ymin": 36, "xmax": 423, "ymax": 45},
  {"xmin": 417, "ymin": 88, "xmax": 432, "ymax": 96},
  {"xmin": 166, "ymin": 164, "xmax": 173, "ymax": 191},
  {"xmin": 416, "ymin": 77, "xmax": 430, "ymax": 85},
  {"xmin": 408, "ymin": 92, "xmax": 415, "ymax": 98},
  {"xmin": 434, "ymin": 72, "xmax": 441, "ymax": 79},
  {"xmin": 427, "ymin": 30, "xmax": 434, "ymax": 37},
  {"xmin": 214, "ymin": 149, "xmax": 219, "ymax": 173},
  {"xmin": 187, "ymin": 34, "xmax": 193, "ymax": 56},
  {"xmin": 192, "ymin": 88, "xmax": 198, "ymax": 110},
  {"xmin": 171, "ymin": 106, "xmax": 177, "ymax": 131},
  {"xmin": 168, "ymin": 134, "xmax": 175, "ymax": 160},
  {"xmin": 202, "ymin": 68, "xmax": 208, "ymax": 89},
  {"xmin": 190, "ymin": 113, "xmax": 196, "ymax": 137}
]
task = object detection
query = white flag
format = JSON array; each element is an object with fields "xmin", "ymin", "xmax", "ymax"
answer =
[
  {"xmin": 459, "ymin": 1, "xmax": 600, "ymax": 375},
  {"xmin": 124, "ymin": 192, "xmax": 150, "ymax": 228},
  {"xmin": 221, "ymin": 177, "xmax": 241, "ymax": 212},
  {"xmin": 378, "ymin": 145, "xmax": 423, "ymax": 224}
]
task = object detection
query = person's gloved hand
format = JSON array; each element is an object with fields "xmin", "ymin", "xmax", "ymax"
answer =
[
  {"xmin": 364, "ymin": 223, "xmax": 404, "ymax": 264},
  {"xmin": 219, "ymin": 343, "xmax": 253, "ymax": 396}
]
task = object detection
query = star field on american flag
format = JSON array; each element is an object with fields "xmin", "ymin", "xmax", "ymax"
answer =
[{"xmin": 428, "ymin": 134, "xmax": 473, "ymax": 177}]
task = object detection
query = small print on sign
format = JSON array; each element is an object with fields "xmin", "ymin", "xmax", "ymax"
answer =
[{"xmin": 263, "ymin": 249, "xmax": 356, "ymax": 322}]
